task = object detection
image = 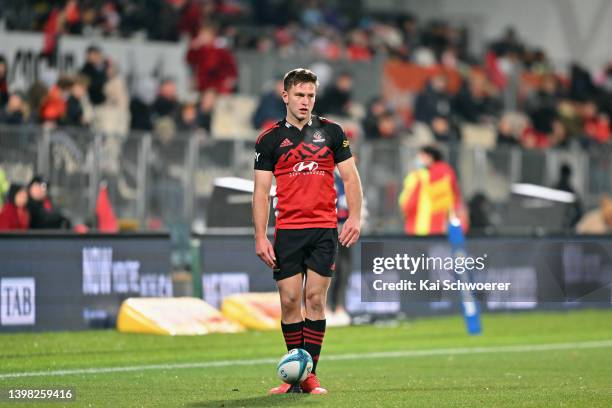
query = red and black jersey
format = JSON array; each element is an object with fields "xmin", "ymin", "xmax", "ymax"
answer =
[{"xmin": 254, "ymin": 115, "xmax": 352, "ymax": 229}]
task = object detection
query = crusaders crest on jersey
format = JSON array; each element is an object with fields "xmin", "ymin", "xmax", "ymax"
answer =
[{"xmin": 312, "ymin": 131, "xmax": 325, "ymax": 143}]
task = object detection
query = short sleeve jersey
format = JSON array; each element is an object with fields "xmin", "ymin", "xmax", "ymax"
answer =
[{"xmin": 254, "ymin": 115, "xmax": 352, "ymax": 229}]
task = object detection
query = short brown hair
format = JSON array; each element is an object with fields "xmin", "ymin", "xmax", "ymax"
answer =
[{"xmin": 283, "ymin": 68, "xmax": 319, "ymax": 91}]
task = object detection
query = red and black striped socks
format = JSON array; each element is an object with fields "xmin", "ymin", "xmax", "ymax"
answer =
[
  {"xmin": 281, "ymin": 319, "xmax": 327, "ymax": 373},
  {"xmin": 281, "ymin": 321, "xmax": 304, "ymax": 351},
  {"xmin": 303, "ymin": 318, "xmax": 326, "ymax": 373}
]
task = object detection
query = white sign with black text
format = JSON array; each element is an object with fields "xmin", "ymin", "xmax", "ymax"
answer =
[{"xmin": 1, "ymin": 277, "xmax": 36, "ymax": 326}]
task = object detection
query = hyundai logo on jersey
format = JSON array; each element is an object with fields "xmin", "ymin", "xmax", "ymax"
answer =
[{"xmin": 293, "ymin": 161, "xmax": 319, "ymax": 172}]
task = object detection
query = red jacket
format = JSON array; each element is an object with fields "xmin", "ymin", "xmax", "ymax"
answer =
[
  {"xmin": 42, "ymin": 8, "xmax": 60, "ymax": 56},
  {"xmin": 0, "ymin": 203, "xmax": 30, "ymax": 230},
  {"xmin": 585, "ymin": 117, "xmax": 610, "ymax": 143},
  {"xmin": 186, "ymin": 45, "xmax": 238, "ymax": 93},
  {"xmin": 40, "ymin": 86, "xmax": 66, "ymax": 121}
]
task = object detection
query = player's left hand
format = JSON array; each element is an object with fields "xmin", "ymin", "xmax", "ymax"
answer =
[{"xmin": 339, "ymin": 217, "xmax": 360, "ymax": 247}]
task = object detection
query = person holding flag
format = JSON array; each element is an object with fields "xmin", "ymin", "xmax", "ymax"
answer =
[{"xmin": 398, "ymin": 145, "xmax": 466, "ymax": 235}]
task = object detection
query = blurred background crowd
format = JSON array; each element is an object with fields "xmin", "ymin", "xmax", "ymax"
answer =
[
  {"xmin": 1, "ymin": 0, "xmax": 612, "ymax": 237},
  {"xmin": 1, "ymin": 0, "xmax": 611, "ymax": 147}
]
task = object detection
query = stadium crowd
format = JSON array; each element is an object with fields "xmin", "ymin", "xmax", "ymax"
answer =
[
  {"xmin": 1, "ymin": 0, "xmax": 612, "ymax": 149},
  {"xmin": 0, "ymin": 174, "xmax": 71, "ymax": 230},
  {"xmin": 2, "ymin": 1, "xmax": 612, "ymax": 232}
]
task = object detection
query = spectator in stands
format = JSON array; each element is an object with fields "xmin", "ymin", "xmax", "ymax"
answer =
[
  {"xmin": 440, "ymin": 45, "xmax": 459, "ymax": 69},
  {"xmin": 528, "ymin": 49, "xmax": 553, "ymax": 74},
  {"xmin": 569, "ymin": 63, "xmax": 596, "ymax": 102},
  {"xmin": 100, "ymin": 1, "xmax": 121, "ymax": 36},
  {"xmin": 300, "ymin": 0, "xmax": 324, "ymax": 28},
  {"xmin": 26, "ymin": 79, "xmax": 50, "ymax": 121},
  {"xmin": 151, "ymin": 78, "xmax": 180, "ymax": 143},
  {"xmin": 95, "ymin": 62, "xmax": 130, "ymax": 136},
  {"xmin": 486, "ymin": 29, "xmax": 519, "ymax": 92},
  {"xmin": 96, "ymin": 64, "xmax": 129, "ymax": 176},
  {"xmin": 39, "ymin": 77, "xmax": 72, "ymax": 124},
  {"xmin": 0, "ymin": 184, "xmax": 30, "ymax": 230},
  {"xmin": 496, "ymin": 112, "xmax": 526, "ymax": 147},
  {"xmin": 554, "ymin": 163, "xmax": 583, "ymax": 228},
  {"xmin": 273, "ymin": 24, "xmax": 298, "ymax": 57},
  {"xmin": 311, "ymin": 30, "xmax": 344, "ymax": 60},
  {"xmin": 557, "ymin": 99, "xmax": 583, "ymax": 143},
  {"xmin": 80, "ymin": 5, "xmax": 100, "ymax": 35},
  {"xmin": 492, "ymin": 27, "xmax": 525, "ymax": 58},
  {"xmin": 522, "ymin": 75, "xmax": 563, "ymax": 148},
  {"xmin": 177, "ymin": 0, "xmax": 204, "ymax": 39},
  {"xmin": 0, "ymin": 55, "xmax": 8, "ymax": 108},
  {"xmin": 145, "ymin": 0, "xmax": 180, "ymax": 41},
  {"xmin": 414, "ymin": 75, "xmax": 454, "ymax": 141},
  {"xmin": 255, "ymin": 35, "xmax": 275, "ymax": 54},
  {"xmin": 372, "ymin": 20, "xmax": 405, "ymax": 61},
  {"xmin": 80, "ymin": 46, "xmax": 108, "ymax": 106},
  {"xmin": 316, "ymin": 71, "xmax": 353, "ymax": 117},
  {"xmin": 576, "ymin": 196, "xmax": 612, "ymax": 234},
  {"xmin": 421, "ymin": 20, "xmax": 451, "ymax": 62},
  {"xmin": 555, "ymin": 161, "xmax": 577, "ymax": 191},
  {"xmin": 41, "ymin": 6, "xmax": 63, "ymax": 61},
  {"xmin": 362, "ymin": 97, "xmax": 387, "ymax": 139},
  {"xmin": 26, "ymin": 176, "xmax": 70, "ymax": 229},
  {"xmin": 65, "ymin": 76, "xmax": 93, "ymax": 127},
  {"xmin": 177, "ymin": 101, "xmax": 199, "ymax": 132},
  {"xmin": 252, "ymin": 76, "xmax": 285, "ymax": 130},
  {"xmin": 398, "ymin": 145, "xmax": 465, "ymax": 235},
  {"xmin": 152, "ymin": 78, "xmax": 180, "ymax": 119},
  {"xmin": 0, "ymin": 92, "xmax": 27, "ymax": 124},
  {"xmin": 129, "ymin": 77, "xmax": 156, "ymax": 131},
  {"xmin": 186, "ymin": 25, "xmax": 238, "ymax": 94},
  {"xmin": 597, "ymin": 63, "xmax": 612, "ymax": 117},
  {"xmin": 63, "ymin": 0, "xmax": 82, "ymax": 34},
  {"xmin": 453, "ymin": 72, "xmax": 500, "ymax": 123},
  {"xmin": 346, "ymin": 29, "xmax": 372, "ymax": 61},
  {"xmin": 398, "ymin": 14, "xmax": 419, "ymax": 61},
  {"xmin": 468, "ymin": 192, "xmax": 492, "ymax": 233},
  {"xmin": 374, "ymin": 111, "xmax": 399, "ymax": 139},
  {"xmin": 196, "ymin": 88, "xmax": 216, "ymax": 133},
  {"xmin": 582, "ymin": 100, "xmax": 610, "ymax": 145}
]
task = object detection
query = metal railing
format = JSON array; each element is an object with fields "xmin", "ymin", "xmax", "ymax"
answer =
[{"xmin": 1, "ymin": 124, "xmax": 610, "ymax": 235}]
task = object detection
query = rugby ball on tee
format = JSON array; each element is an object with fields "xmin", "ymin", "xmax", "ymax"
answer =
[{"xmin": 276, "ymin": 348, "xmax": 313, "ymax": 384}]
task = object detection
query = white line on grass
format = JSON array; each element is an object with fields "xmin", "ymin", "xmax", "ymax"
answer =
[{"xmin": 1, "ymin": 339, "xmax": 611, "ymax": 379}]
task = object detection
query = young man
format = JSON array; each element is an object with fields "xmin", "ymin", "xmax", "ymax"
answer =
[{"xmin": 253, "ymin": 68, "xmax": 363, "ymax": 394}]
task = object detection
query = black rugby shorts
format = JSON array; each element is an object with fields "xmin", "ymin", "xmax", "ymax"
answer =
[{"xmin": 273, "ymin": 228, "xmax": 338, "ymax": 281}]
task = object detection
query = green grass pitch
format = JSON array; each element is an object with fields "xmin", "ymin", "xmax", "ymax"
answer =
[{"xmin": 1, "ymin": 309, "xmax": 611, "ymax": 407}]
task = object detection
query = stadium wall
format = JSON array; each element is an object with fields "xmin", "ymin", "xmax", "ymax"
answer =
[
  {"xmin": 2, "ymin": 232, "xmax": 611, "ymax": 332},
  {"xmin": 0, "ymin": 232, "xmax": 171, "ymax": 332},
  {"xmin": 367, "ymin": 0, "xmax": 612, "ymax": 71}
]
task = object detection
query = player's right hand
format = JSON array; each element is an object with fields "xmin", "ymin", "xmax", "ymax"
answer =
[{"xmin": 255, "ymin": 236, "xmax": 276, "ymax": 269}]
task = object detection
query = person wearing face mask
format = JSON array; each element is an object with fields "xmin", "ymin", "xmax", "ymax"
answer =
[{"xmin": 398, "ymin": 145, "xmax": 466, "ymax": 235}]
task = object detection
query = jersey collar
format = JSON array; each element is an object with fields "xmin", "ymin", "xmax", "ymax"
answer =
[{"xmin": 284, "ymin": 116, "xmax": 315, "ymax": 129}]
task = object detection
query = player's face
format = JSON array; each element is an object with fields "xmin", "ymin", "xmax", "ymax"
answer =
[{"xmin": 283, "ymin": 82, "xmax": 316, "ymax": 122}]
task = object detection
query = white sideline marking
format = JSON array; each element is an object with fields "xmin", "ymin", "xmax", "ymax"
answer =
[{"xmin": 1, "ymin": 339, "xmax": 611, "ymax": 379}]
